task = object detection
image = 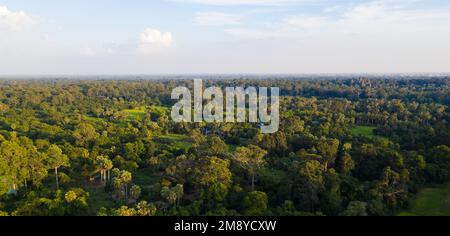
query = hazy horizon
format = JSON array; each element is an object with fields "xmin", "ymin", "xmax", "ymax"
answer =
[{"xmin": 1, "ymin": 72, "xmax": 449, "ymax": 81}]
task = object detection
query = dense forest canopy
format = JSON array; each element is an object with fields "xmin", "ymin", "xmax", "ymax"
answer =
[{"xmin": 0, "ymin": 76, "xmax": 449, "ymax": 216}]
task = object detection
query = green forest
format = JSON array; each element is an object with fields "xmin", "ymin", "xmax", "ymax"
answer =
[{"xmin": 0, "ymin": 77, "xmax": 449, "ymax": 216}]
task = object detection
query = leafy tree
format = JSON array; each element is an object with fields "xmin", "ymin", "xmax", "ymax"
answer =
[
  {"xmin": 338, "ymin": 152, "xmax": 355, "ymax": 174},
  {"xmin": 233, "ymin": 145, "xmax": 267, "ymax": 190},
  {"xmin": 63, "ymin": 188, "xmax": 89, "ymax": 215},
  {"xmin": 46, "ymin": 144, "xmax": 69, "ymax": 190},
  {"xmin": 173, "ymin": 184, "xmax": 184, "ymax": 206},
  {"xmin": 316, "ymin": 139, "xmax": 340, "ymax": 169},
  {"xmin": 426, "ymin": 145, "xmax": 450, "ymax": 183},
  {"xmin": 194, "ymin": 156, "xmax": 232, "ymax": 188},
  {"xmin": 0, "ymin": 140, "xmax": 27, "ymax": 192},
  {"xmin": 96, "ymin": 156, "xmax": 113, "ymax": 183},
  {"xmin": 207, "ymin": 182, "xmax": 228, "ymax": 203},
  {"xmin": 111, "ymin": 169, "xmax": 132, "ymax": 200},
  {"xmin": 341, "ymin": 201, "xmax": 368, "ymax": 216},
  {"xmin": 161, "ymin": 184, "xmax": 184, "ymax": 207},
  {"xmin": 73, "ymin": 123, "xmax": 98, "ymax": 147},
  {"xmin": 65, "ymin": 191, "xmax": 77, "ymax": 202},
  {"xmin": 114, "ymin": 206, "xmax": 136, "ymax": 216},
  {"xmin": 293, "ymin": 160, "xmax": 326, "ymax": 212},
  {"xmin": 244, "ymin": 191, "xmax": 268, "ymax": 215},
  {"xmin": 189, "ymin": 129, "xmax": 206, "ymax": 146},
  {"xmin": 200, "ymin": 136, "xmax": 228, "ymax": 156},
  {"xmin": 130, "ymin": 185, "xmax": 141, "ymax": 202},
  {"xmin": 136, "ymin": 201, "xmax": 157, "ymax": 216},
  {"xmin": 161, "ymin": 186, "xmax": 177, "ymax": 206},
  {"xmin": 374, "ymin": 167, "xmax": 409, "ymax": 210}
]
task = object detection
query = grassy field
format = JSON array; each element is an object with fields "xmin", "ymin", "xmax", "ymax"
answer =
[
  {"xmin": 84, "ymin": 116, "xmax": 106, "ymax": 123},
  {"xmin": 123, "ymin": 106, "xmax": 169, "ymax": 121},
  {"xmin": 123, "ymin": 107, "xmax": 146, "ymax": 121},
  {"xmin": 85, "ymin": 106, "xmax": 169, "ymax": 127},
  {"xmin": 398, "ymin": 184, "xmax": 450, "ymax": 216},
  {"xmin": 156, "ymin": 134, "xmax": 193, "ymax": 150},
  {"xmin": 351, "ymin": 126, "xmax": 376, "ymax": 138},
  {"xmin": 351, "ymin": 126, "xmax": 391, "ymax": 144}
]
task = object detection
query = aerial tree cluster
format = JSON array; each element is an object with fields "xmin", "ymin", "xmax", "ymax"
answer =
[{"xmin": 0, "ymin": 77, "xmax": 449, "ymax": 216}]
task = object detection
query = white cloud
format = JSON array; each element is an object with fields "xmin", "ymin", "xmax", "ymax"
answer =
[
  {"xmin": 171, "ymin": 0, "xmax": 309, "ymax": 6},
  {"xmin": 343, "ymin": 1, "xmax": 385, "ymax": 20},
  {"xmin": 140, "ymin": 28, "xmax": 173, "ymax": 46},
  {"xmin": 335, "ymin": 1, "xmax": 450, "ymax": 36},
  {"xmin": 139, "ymin": 28, "xmax": 173, "ymax": 53},
  {"xmin": 225, "ymin": 1, "xmax": 450, "ymax": 40},
  {"xmin": 0, "ymin": 5, "xmax": 34, "ymax": 31},
  {"xmin": 220, "ymin": 1, "xmax": 450, "ymax": 73},
  {"xmin": 194, "ymin": 12, "xmax": 242, "ymax": 26}
]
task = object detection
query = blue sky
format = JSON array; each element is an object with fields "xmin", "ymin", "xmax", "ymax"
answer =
[{"xmin": 1, "ymin": 0, "xmax": 450, "ymax": 74}]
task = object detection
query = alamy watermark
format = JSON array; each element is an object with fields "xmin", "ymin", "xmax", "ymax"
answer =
[{"xmin": 171, "ymin": 79, "xmax": 280, "ymax": 134}]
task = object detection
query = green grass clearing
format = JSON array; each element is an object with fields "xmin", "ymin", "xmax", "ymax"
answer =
[
  {"xmin": 123, "ymin": 106, "xmax": 170, "ymax": 121},
  {"xmin": 351, "ymin": 126, "xmax": 376, "ymax": 138},
  {"xmin": 84, "ymin": 116, "xmax": 107, "ymax": 123},
  {"xmin": 123, "ymin": 108, "xmax": 146, "ymax": 120},
  {"xmin": 351, "ymin": 126, "xmax": 390, "ymax": 143},
  {"xmin": 398, "ymin": 183, "xmax": 450, "ymax": 216},
  {"xmin": 155, "ymin": 134, "xmax": 193, "ymax": 150}
]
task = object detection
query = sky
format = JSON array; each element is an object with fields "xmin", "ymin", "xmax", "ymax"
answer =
[{"xmin": 0, "ymin": 0, "xmax": 449, "ymax": 75}]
